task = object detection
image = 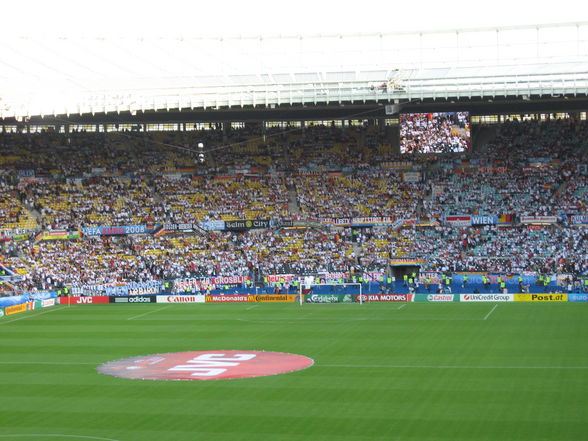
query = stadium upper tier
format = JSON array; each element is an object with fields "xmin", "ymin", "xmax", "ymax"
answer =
[
  {"xmin": 0, "ymin": 118, "xmax": 587, "ymax": 294},
  {"xmin": 1, "ymin": 22, "xmax": 588, "ymax": 118}
]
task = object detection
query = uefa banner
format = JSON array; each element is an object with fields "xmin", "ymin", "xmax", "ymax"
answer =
[
  {"xmin": 568, "ymin": 293, "xmax": 588, "ymax": 302},
  {"xmin": 460, "ymin": 294, "xmax": 513, "ymax": 302},
  {"xmin": 305, "ymin": 294, "xmax": 354, "ymax": 303},
  {"xmin": 156, "ymin": 295, "xmax": 205, "ymax": 304},
  {"xmin": 356, "ymin": 294, "xmax": 410, "ymax": 302},
  {"xmin": 414, "ymin": 294, "xmax": 459, "ymax": 302},
  {"xmin": 514, "ymin": 293, "xmax": 567, "ymax": 302}
]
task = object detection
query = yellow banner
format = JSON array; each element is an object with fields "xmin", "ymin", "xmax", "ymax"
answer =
[
  {"xmin": 515, "ymin": 293, "xmax": 568, "ymax": 302},
  {"xmin": 5, "ymin": 303, "xmax": 28, "ymax": 315},
  {"xmin": 253, "ymin": 294, "xmax": 298, "ymax": 303}
]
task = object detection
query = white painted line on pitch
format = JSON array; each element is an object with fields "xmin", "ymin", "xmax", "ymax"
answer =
[
  {"xmin": 0, "ymin": 434, "xmax": 121, "ymax": 441},
  {"xmin": 246, "ymin": 304, "xmax": 258, "ymax": 310},
  {"xmin": 0, "ymin": 306, "xmax": 67, "ymax": 325},
  {"xmin": 397, "ymin": 304, "xmax": 407, "ymax": 310},
  {"xmin": 319, "ymin": 364, "xmax": 588, "ymax": 369},
  {"xmin": 127, "ymin": 305, "xmax": 171, "ymax": 320},
  {"xmin": 483, "ymin": 304, "xmax": 499, "ymax": 321}
]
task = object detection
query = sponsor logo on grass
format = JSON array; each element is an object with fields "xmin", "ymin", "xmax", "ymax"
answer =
[
  {"xmin": 97, "ymin": 350, "xmax": 314, "ymax": 381},
  {"xmin": 157, "ymin": 295, "xmax": 205, "ymax": 304},
  {"xmin": 461, "ymin": 294, "xmax": 513, "ymax": 302},
  {"xmin": 515, "ymin": 293, "xmax": 568, "ymax": 302},
  {"xmin": 568, "ymin": 293, "xmax": 588, "ymax": 302}
]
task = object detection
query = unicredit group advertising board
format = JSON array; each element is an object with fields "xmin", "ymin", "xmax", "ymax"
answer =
[{"xmin": 460, "ymin": 294, "xmax": 513, "ymax": 302}]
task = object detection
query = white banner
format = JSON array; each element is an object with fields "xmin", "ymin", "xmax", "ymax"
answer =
[
  {"xmin": 461, "ymin": 294, "xmax": 513, "ymax": 302},
  {"xmin": 156, "ymin": 295, "xmax": 205, "ymax": 304}
]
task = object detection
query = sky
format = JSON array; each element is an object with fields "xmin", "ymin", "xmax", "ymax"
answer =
[{"xmin": 1, "ymin": 0, "xmax": 586, "ymax": 38}]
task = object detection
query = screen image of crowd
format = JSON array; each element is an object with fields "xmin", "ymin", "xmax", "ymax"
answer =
[
  {"xmin": 0, "ymin": 117, "xmax": 587, "ymax": 296},
  {"xmin": 400, "ymin": 112, "xmax": 471, "ymax": 154}
]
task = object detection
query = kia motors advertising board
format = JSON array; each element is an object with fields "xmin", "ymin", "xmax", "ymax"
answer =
[
  {"xmin": 461, "ymin": 294, "xmax": 513, "ymax": 302},
  {"xmin": 57, "ymin": 296, "xmax": 110, "ymax": 305},
  {"xmin": 356, "ymin": 294, "xmax": 409, "ymax": 302},
  {"xmin": 156, "ymin": 295, "xmax": 206, "ymax": 304}
]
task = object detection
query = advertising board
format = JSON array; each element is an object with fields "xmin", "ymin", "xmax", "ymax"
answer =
[
  {"xmin": 460, "ymin": 294, "xmax": 513, "ymax": 302},
  {"xmin": 156, "ymin": 295, "xmax": 206, "ymax": 304},
  {"xmin": 414, "ymin": 294, "xmax": 459, "ymax": 302},
  {"xmin": 5, "ymin": 303, "xmax": 29, "ymax": 315},
  {"xmin": 41, "ymin": 299, "xmax": 56, "ymax": 307},
  {"xmin": 567, "ymin": 293, "xmax": 588, "ymax": 302},
  {"xmin": 304, "ymin": 294, "xmax": 354, "ymax": 303},
  {"xmin": 205, "ymin": 295, "xmax": 251, "ymax": 303},
  {"xmin": 57, "ymin": 296, "xmax": 110, "ymax": 305},
  {"xmin": 514, "ymin": 293, "xmax": 567, "ymax": 302},
  {"xmin": 253, "ymin": 295, "xmax": 298, "ymax": 303},
  {"xmin": 110, "ymin": 296, "xmax": 157, "ymax": 304},
  {"xmin": 356, "ymin": 294, "xmax": 409, "ymax": 302}
]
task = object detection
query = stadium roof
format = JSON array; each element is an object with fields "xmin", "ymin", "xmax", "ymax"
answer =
[{"xmin": 1, "ymin": 21, "xmax": 588, "ymax": 119}]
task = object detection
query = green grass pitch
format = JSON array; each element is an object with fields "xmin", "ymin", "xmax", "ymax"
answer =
[{"xmin": 0, "ymin": 302, "xmax": 587, "ymax": 441}]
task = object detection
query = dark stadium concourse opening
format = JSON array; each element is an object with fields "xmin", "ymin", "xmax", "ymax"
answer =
[{"xmin": 392, "ymin": 266, "xmax": 420, "ymax": 281}]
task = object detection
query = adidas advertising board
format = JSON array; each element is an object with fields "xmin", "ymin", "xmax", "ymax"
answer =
[
  {"xmin": 110, "ymin": 296, "xmax": 156, "ymax": 303},
  {"xmin": 461, "ymin": 294, "xmax": 513, "ymax": 302}
]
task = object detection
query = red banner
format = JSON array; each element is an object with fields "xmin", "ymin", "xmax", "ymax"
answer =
[{"xmin": 58, "ymin": 296, "xmax": 110, "ymax": 305}]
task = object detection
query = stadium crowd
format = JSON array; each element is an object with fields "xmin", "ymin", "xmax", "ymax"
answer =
[{"xmin": 1, "ymin": 117, "xmax": 587, "ymax": 294}]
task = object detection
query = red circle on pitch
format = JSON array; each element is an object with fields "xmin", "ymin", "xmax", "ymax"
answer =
[{"xmin": 97, "ymin": 350, "xmax": 314, "ymax": 381}]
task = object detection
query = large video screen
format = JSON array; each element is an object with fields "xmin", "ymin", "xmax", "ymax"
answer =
[{"xmin": 400, "ymin": 112, "xmax": 471, "ymax": 154}]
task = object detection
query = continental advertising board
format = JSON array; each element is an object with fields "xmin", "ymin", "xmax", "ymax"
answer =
[
  {"xmin": 460, "ymin": 294, "xmax": 513, "ymax": 302},
  {"xmin": 5, "ymin": 302, "xmax": 30, "ymax": 315},
  {"xmin": 252, "ymin": 295, "xmax": 298, "ymax": 303},
  {"xmin": 514, "ymin": 293, "xmax": 568, "ymax": 302}
]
